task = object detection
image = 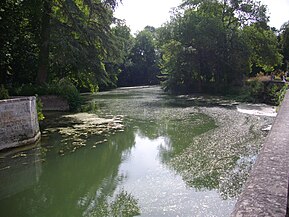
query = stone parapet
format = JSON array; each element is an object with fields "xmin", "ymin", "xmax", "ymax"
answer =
[{"xmin": 0, "ymin": 97, "xmax": 40, "ymax": 150}]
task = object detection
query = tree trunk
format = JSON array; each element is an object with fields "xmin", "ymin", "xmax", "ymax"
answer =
[{"xmin": 36, "ymin": 0, "xmax": 51, "ymax": 85}]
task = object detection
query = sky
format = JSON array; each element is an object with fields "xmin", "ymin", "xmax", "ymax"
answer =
[{"xmin": 114, "ymin": 0, "xmax": 289, "ymax": 34}]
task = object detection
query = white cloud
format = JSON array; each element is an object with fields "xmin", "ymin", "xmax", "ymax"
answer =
[
  {"xmin": 114, "ymin": 0, "xmax": 289, "ymax": 34},
  {"xmin": 114, "ymin": 0, "xmax": 182, "ymax": 34},
  {"xmin": 260, "ymin": 0, "xmax": 289, "ymax": 29}
]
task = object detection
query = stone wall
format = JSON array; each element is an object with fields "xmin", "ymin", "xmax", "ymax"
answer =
[
  {"xmin": 39, "ymin": 95, "xmax": 69, "ymax": 111},
  {"xmin": 231, "ymin": 91, "xmax": 289, "ymax": 216},
  {"xmin": 0, "ymin": 97, "xmax": 40, "ymax": 151}
]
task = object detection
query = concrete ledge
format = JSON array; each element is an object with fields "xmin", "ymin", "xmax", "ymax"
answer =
[{"xmin": 231, "ymin": 92, "xmax": 289, "ymax": 216}]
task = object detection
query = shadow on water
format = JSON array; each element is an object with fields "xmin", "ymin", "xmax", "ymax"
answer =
[{"xmin": 0, "ymin": 123, "xmax": 139, "ymax": 217}]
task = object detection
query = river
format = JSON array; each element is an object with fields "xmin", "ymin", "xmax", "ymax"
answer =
[{"xmin": 0, "ymin": 86, "xmax": 275, "ymax": 217}]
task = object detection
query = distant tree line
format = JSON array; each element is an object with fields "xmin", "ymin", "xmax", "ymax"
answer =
[{"xmin": 1, "ymin": 0, "xmax": 289, "ymax": 96}]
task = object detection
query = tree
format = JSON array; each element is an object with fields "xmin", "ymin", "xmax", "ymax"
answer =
[
  {"xmin": 102, "ymin": 22, "xmax": 134, "ymax": 90},
  {"xmin": 0, "ymin": 0, "xmax": 122, "ymax": 92},
  {"xmin": 242, "ymin": 23, "xmax": 283, "ymax": 74},
  {"xmin": 38, "ymin": 0, "xmax": 122, "ymax": 89},
  {"xmin": 0, "ymin": 0, "xmax": 42, "ymax": 86},
  {"xmin": 37, "ymin": 0, "xmax": 51, "ymax": 84},
  {"xmin": 280, "ymin": 21, "xmax": 289, "ymax": 70},
  {"xmin": 159, "ymin": 0, "xmax": 279, "ymax": 94},
  {"xmin": 118, "ymin": 26, "xmax": 160, "ymax": 86}
]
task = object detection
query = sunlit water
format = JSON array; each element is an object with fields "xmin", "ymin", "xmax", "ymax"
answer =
[{"xmin": 0, "ymin": 86, "xmax": 273, "ymax": 217}]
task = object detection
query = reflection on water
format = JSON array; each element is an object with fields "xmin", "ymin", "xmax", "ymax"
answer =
[
  {"xmin": 0, "ymin": 144, "xmax": 43, "ymax": 200},
  {"xmin": 115, "ymin": 130, "xmax": 235, "ymax": 216},
  {"xmin": 0, "ymin": 86, "xmax": 273, "ymax": 216}
]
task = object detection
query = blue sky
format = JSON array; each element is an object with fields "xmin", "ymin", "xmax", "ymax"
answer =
[{"xmin": 114, "ymin": 0, "xmax": 289, "ymax": 34}]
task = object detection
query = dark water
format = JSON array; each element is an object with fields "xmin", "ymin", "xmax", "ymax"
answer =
[{"xmin": 0, "ymin": 86, "xmax": 269, "ymax": 217}]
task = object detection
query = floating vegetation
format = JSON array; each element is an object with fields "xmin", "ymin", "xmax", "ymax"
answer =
[
  {"xmin": 0, "ymin": 141, "xmax": 47, "ymax": 172},
  {"xmin": 11, "ymin": 153, "xmax": 27, "ymax": 159},
  {"xmin": 170, "ymin": 106, "xmax": 274, "ymax": 199},
  {"xmin": 0, "ymin": 165, "xmax": 10, "ymax": 171},
  {"xmin": 44, "ymin": 112, "xmax": 124, "ymax": 154}
]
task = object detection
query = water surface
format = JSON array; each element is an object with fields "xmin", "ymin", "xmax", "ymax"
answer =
[{"xmin": 0, "ymin": 86, "xmax": 273, "ymax": 216}]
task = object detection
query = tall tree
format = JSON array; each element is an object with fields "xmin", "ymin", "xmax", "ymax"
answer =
[
  {"xmin": 37, "ymin": 0, "xmax": 51, "ymax": 84},
  {"xmin": 0, "ymin": 0, "xmax": 122, "ymax": 91},
  {"xmin": 37, "ymin": 0, "xmax": 121, "ymax": 86},
  {"xmin": 0, "ymin": 0, "xmax": 42, "ymax": 86}
]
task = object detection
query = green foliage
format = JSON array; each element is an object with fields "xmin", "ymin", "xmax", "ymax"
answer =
[
  {"xmin": 57, "ymin": 79, "xmax": 81, "ymax": 111},
  {"xmin": 267, "ymin": 83, "xmax": 288, "ymax": 105},
  {"xmin": 242, "ymin": 24, "xmax": 283, "ymax": 74},
  {"xmin": 44, "ymin": 0, "xmax": 122, "ymax": 89},
  {"xmin": 238, "ymin": 80, "xmax": 287, "ymax": 105},
  {"xmin": 0, "ymin": 0, "xmax": 41, "ymax": 86},
  {"xmin": 0, "ymin": 85, "xmax": 9, "ymax": 100},
  {"xmin": 280, "ymin": 21, "xmax": 289, "ymax": 70},
  {"xmin": 239, "ymin": 80, "xmax": 265, "ymax": 103},
  {"xmin": 102, "ymin": 22, "xmax": 134, "ymax": 90},
  {"xmin": 158, "ymin": 0, "xmax": 282, "ymax": 94},
  {"xmin": 118, "ymin": 26, "xmax": 160, "ymax": 87},
  {"xmin": 36, "ymin": 95, "xmax": 45, "ymax": 121},
  {"xmin": 0, "ymin": 0, "xmax": 122, "ymax": 92},
  {"xmin": 0, "ymin": 0, "xmax": 286, "ymax": 98},
  {"xmin": 10, "ymin": 79, "xmax": 81, "ymax": 111}
]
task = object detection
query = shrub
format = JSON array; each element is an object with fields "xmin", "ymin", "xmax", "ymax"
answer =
[
  {"xmin": 57, "ymin": 78, "xmax": 81, "ymax": 111},
  {"xmin": 0, "ymin": 85, "xmax": 9, "ymax": 100},
  {"xmin": 36, "ymin": 95, "xmax": 45, "ymax": 121},
  {"xmin": 10, "ymin": 78, "xmax": 82, "ymax": 111},
  {"xmin": 238, "ymin": 80, "xmax": 288, "ymax": 106},
  {"xmin": 238, "ymin": 80, "xmax": 264, "ymax": 103},
  {"xmin": 266, "ymin": 83, "xmax": 288, "ymax": 105}
]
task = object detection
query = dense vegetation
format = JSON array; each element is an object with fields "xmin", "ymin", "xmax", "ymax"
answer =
[
  {"xmin": 1, "ymin": 0, "xmax": 289, "ymax": 103},
  {"xmin": 157, "ymin": 0, "xmax": 285, "ymax": 94}
]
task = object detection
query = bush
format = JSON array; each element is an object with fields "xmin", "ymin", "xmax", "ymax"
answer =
[
  {"xmin": 36, "ymin": 95, "xmax": 45, "ymax": 121},
  {"xmin": 10, "ymin": 78, "xmax": 82, "ymax": 111},
  {"xmin": 266, "ymin": 83, "xmax": 288, "ymax": 105},
  {"xmin": 0, "ymin": 85, "xmax": 9, "ymax": 100},
  {"xmin": 57, "ymin": 78, "xmax": 81, "ymax": 111},
  {"xmin": 238, "ymin": 80, "xmax": 264, "ymax": 103},
  {"xmin": 238, "ymin": 80, "xmax": 288, "ymax": 106}
]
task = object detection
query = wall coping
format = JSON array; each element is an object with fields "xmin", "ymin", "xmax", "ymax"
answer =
[
  {"xmin": 231, "ymin": 91, "xmax": 289, "ymax": 216},
  {"xmin": 0, "ymin": 96, "xmax": 36, "ymax": 105}
]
